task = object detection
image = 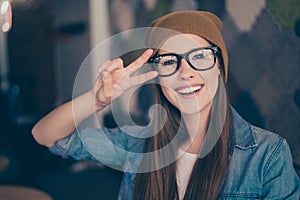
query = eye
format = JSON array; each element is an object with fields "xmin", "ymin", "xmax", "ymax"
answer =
[
  {"xmin": 159, "ymin": 56, "xmax": 178, "ymax": 66},
  {"xmin": 191, "ymin": 50, "xmax": 212, "ymax": 61},
  {"xmin": 192, "ymin": 53, "xmax": 205, "ymax": 60},
  {"xmin": 161, "ymin": 59, "xmax": 177, "ymax": 66}
]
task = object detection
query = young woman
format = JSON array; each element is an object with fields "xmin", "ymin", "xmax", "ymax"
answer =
[{"xmin": 32, "ymin": 11, "xmax": 300, "ymax": 199}]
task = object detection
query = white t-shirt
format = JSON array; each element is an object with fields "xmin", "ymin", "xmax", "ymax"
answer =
[{"xmin": 176, "ymin": 149, "xmax": 198, "ymax": 199}]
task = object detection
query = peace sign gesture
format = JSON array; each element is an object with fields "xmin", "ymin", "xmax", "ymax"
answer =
[{"xmin": 91, "ymin": 49, "xmax": 158, "ymax": 111}]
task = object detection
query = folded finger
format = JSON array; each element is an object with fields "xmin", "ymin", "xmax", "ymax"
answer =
[
  {"xmin": 107, "ymin": 58, "xmax": 124, "ymax": 73},
  {"xmin": 98, "ymin": 60, "xmax": 112, "ymax": 73}
]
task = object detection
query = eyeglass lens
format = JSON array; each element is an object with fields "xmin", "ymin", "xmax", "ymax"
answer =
[{"xmin": 152, "ymin": 47, "xmax": 216, "ymax": 76}]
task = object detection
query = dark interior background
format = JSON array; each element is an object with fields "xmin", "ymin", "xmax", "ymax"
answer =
[{"xmin": 0, "ymin": 0, "xmax": 299, "ymax": 199}]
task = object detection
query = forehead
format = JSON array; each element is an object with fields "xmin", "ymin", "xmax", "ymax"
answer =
[{"xmin": 159, "ymin": 34, "xmax": 211, "ymax": 54}]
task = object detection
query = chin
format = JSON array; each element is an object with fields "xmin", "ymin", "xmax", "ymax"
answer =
[{"xmin": 177, "ymin": 101, "xmax": 211, "ymax": 116}]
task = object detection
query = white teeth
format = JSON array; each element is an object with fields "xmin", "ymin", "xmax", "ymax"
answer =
[{"xmin": 177, "ymin": 85, "xmax": 202, "ymax": 94}]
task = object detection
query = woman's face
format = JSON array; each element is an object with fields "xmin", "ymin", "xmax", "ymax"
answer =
[{"xmin": 157, "ymin": 34, "xmax": 220, "ymax": 115}]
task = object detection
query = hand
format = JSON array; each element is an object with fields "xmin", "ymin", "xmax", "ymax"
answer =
[{"xmin": 91, "ymin": 49, "xmax": 158, "ymax": 110}]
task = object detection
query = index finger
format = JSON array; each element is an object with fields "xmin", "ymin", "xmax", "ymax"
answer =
[{"xmin": 125, "ymin": 49, "xmax": 153, "ymax": 75}]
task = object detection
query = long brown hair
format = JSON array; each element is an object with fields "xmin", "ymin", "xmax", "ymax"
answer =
[{"xmin": 134, "ymin": 52, "xmax": 231, "ymax": 200}]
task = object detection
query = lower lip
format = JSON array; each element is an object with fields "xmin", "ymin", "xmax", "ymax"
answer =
[{"xmin": 177, "ymin": 87, "xmax": 203, "ymax": 99}]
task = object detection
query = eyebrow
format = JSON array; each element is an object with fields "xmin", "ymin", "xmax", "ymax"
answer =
[{"xmin": 157, "ymin": 46, "xmax": 211, "ymax": 56}]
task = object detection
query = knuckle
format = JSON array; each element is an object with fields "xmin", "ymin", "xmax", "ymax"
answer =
[
  {"xmin": 102, "ymin": 89, "xmax": 112, "ymax": 99},
  {"xmin": 103, "ymin": 93, "xmax": 110, "ymax": 98},
  {"xmin": 114, "ymin": 58, "xmax": 124, "ymax": 66}
]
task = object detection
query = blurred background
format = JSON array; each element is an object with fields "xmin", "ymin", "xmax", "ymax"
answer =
[{"xmin": 0, "ymin": 0, "xmax": 299, "ymax": 199}]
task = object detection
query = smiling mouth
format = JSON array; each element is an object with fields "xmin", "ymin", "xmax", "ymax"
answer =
[{"xmin": 176, "ymin": 85, "xmax": 204, "ymax": 95}]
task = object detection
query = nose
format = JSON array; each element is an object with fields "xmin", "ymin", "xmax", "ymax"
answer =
[{"xmin": 178, "ymin": 59, "xmax": 195, "ymax": 80}]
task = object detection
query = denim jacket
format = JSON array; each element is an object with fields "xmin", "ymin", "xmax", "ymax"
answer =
[{"xmin": 49, "ymin": 107, "xmax": 300, "ymax": 199}]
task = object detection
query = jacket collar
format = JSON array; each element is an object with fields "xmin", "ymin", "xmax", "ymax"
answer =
[{"xmin": 228, "ymin": 106, "xmax": 258, "ymax": 155}]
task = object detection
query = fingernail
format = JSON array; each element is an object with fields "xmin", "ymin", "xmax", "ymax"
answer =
[
  {"xmin": 103, "ymin": 71, "xmax": 108, "ymax": 78},
  {"xmin": 114, "ymin": 84, "xmax": 121, "ymax": 90}
]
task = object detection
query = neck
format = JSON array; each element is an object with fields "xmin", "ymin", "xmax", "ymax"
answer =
[{"xmin": 181, "ymin": 104, "xmax": 211, "ymax": 154}]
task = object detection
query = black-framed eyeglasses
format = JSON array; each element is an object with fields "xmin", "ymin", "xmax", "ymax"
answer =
[{"xmin": 148, "ymin": 46, "xmax": 218, "ymax": 77}]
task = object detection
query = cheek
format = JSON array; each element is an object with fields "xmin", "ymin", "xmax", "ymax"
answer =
[
  {"xmin": 199, "ymin": 67, "xmax": 220, "ymax": 99},
  {"xmin": 161, "ymin": 86, "xmax": 177, "ymax": 105},
  {"xmin": 158, "ymin": 76, "xmax": 174, "ymax": 93},
  {"xmin": 158, "ymin": 77, "xmax": 178, "ymax": 104}
]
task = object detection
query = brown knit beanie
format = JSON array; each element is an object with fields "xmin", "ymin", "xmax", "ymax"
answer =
[{"xmin": 146, "ymin": 10, "xmax": 228, "ymax": 81}]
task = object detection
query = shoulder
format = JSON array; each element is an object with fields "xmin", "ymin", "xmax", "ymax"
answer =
[
  {"xmin": 224, "ymin": 107, "xmax": 300, "ymax": 198},
  {"xmin": 229, "ymin": 106, "xmax": 285, "ymax": 152},
  {"xmin": 248, "ymin": 126, "xmax": 300, "ymax": 198},
  {"xmin": 250, "ymin": 125, "xmax": 283, "ymax": 144},
  {"xmin": 250, "ymin": 125, "xmax": 285, "ymax": 154},
  {"xmin": 250, "ymin": 125, "xmax": 294, "ymax": 174},
  {"xmin": 229, "ymin": 106, "xmax": 294, "ymax": 174}
]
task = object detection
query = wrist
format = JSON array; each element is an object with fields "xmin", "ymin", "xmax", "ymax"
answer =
[{"xmin": 88, "ymin": 90, "xmax": 106, "ymax": 112}]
